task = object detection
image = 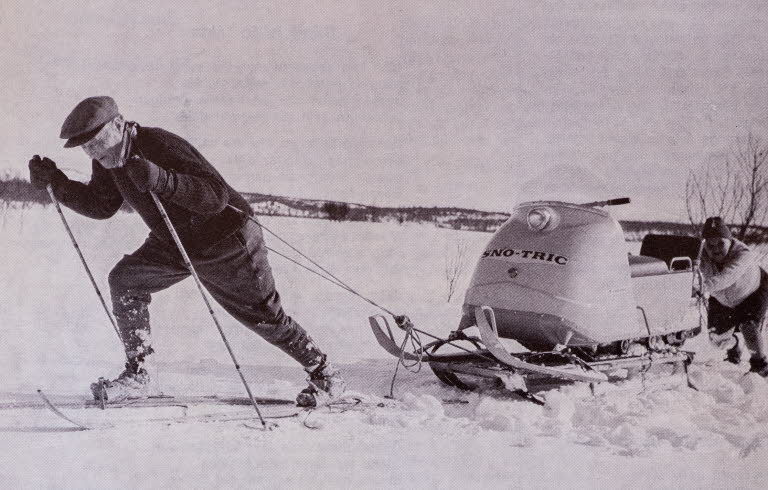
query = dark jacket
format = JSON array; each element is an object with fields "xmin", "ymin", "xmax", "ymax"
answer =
[{"xmin": 51, "ymin": 125, "xmax": 252, "ymax": 254}]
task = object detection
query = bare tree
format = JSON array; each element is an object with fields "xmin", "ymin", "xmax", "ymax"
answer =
[
  {"xmin": 445, "ymin": 238, "xmax": 469, "ymax": 302},
  {"xmin": 1, "ymin": 199, "xmax": 9, "ymax": 230},
  {"xmin": 17, "ymin": 199, "xmax": 32, "ymax": 233},
  {"xmin": 686, "ymin": 132, "xmax": 768, "ymax": 243}
]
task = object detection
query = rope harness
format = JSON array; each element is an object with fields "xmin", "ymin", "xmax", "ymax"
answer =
[{"xmin": 225, "ymin": 205, "xmax": 432, "ymax": 395}]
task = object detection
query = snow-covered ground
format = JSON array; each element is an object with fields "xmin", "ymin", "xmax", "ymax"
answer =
[{"xmin": 1, "ymin": 206, "xmax": 767, "ymax": 489}]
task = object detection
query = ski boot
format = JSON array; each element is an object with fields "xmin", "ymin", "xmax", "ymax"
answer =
[
  {"xmin": 725, "ymin": 337, "xmax": 742, "ymax": 365},
  {"xmin": 90, "ymin": 361, "xmax": 151, "ymax": 403},
  {"xmin": 749, "ymin": 356, "xmax": 768, "ymax": 378},
  {"xmin": 296, "ymin": 356, "xmax": 347, "ymax": 408}
]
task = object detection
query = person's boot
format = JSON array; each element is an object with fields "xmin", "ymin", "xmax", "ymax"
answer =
[
  {"xmin": 296, "ymin": 355, "xmax": 347, "ymax": 408},
  {"xmin": 749, "ymin": 356, "xmax": 768, "ymax": 378},
  {"xmin": 272, "ymin": 322, "xmax": 347, "ymax": 407},
  {"xmin": 90, "ymin": 358, "xmax": 151, "ymax": 402},
  {"xmin": 726, "ymin": 336, "xmax": 742, "ymax": 365}
]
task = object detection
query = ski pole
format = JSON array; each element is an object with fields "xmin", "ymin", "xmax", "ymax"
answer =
[
  {"xmin": 46, "ymin": 184, "xmax": 125, "ymax": 354},
  {"xmin": 148, "ymin": 192, "xmax": 271, "ymax": 429}
]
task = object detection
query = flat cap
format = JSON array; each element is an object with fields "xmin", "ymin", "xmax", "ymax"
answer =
[
  {"xmin": 60, "ymin": 96, "xmax": 119, "ymax": 148},
  {"xmin": 702, "ymin": 216, "xmax": 732, "ymax": 239}
]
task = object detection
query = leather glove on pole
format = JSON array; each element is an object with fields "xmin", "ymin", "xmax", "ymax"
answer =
[
  {"xmin": 28, "ymin": 155, "xmax": 59, "ymax": 190},
  {"xmin": 125, "ymin": 155, "xmax": 171, "ymax": 193}
]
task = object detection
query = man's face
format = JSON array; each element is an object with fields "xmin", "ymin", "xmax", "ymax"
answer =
[
  {"xmin": 81, "ymin": 118, "xmax": 124, "ymax": 168},
  {"xmin": 705, "ymin": 237, "xmax": 731, "ymax": 262}
]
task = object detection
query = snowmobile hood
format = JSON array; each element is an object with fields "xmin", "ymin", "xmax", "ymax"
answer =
[{"xmin": 461, "ymin": 201, "xmax": 641, "ymax": 350}]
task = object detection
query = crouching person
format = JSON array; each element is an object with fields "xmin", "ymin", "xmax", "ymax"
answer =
[
  {"xmin": 700, "ymin": 216, "xmax": 768, "ymax": 377},
  {"xmin": 29, "ymin": 96, "xmax": 346, "ymax": 406}
]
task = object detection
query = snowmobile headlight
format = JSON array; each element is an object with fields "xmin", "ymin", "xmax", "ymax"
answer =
[{"xmin": 527, "ymin": 208, "xmax": 552, "ymax": 231}]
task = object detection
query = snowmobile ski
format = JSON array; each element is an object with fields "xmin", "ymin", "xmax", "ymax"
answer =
[
  {"xmin": 369, "ymin": 311, "xmax": 607, "ymax": 383},
  {"xmin": 473, "ymin": 306, "xmax": 608, "ymax": 383},
  {"xmin": 369, "ymin": 315, "xmax": 496, "ymax": 364}
]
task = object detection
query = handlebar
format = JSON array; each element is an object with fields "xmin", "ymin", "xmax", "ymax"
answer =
[{"xmin": 580, "ymin": 197, "xmax": 631, "ymax": 207}]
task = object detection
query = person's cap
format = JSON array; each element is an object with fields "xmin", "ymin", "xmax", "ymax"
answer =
[
  {"xmin": 702, "ymin": 216, "xmax": 732, "ymax": 239},
  {"xmin": 60, "ymin": 96, "xmax": 119, "ymax": 148}
]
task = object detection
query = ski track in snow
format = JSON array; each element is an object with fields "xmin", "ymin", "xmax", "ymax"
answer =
[{"xmin": 1, "ymin": 206, "xmax": 767, "ymax": 488}]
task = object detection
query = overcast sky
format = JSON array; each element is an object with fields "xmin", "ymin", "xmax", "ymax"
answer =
[{"xmin": 2, "ymin": 0, "xmax": 767, "ymax": 221}]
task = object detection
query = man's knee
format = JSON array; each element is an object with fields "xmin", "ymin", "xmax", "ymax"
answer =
[
  {"xmin": 109, "ymin": 257, "xmax": 160, "ymax": 297},
  {"xmin": 108, "ymin": 261, "xmax": 135, "ymax": 295}
]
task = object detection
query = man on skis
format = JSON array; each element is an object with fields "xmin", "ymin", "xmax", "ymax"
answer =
[
  {"xmin": 700, "ymin": 216, "xmax": 768, "ymax": 377},
  {"xmin": 28, "ymin": 96, "xmax": 345, "ymax": 406}
]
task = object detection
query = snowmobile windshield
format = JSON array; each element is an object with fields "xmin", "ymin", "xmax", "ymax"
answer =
[{"xmin": 512, "ymin": 165, "xmax": 618, "ymax": 207}]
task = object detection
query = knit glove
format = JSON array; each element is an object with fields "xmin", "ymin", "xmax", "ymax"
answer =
[
  {"xmin": 28, "ymin": 155, "xmax": 60, "ymax": 190},
  {"xmin": 125, "ymin": 156, "xmax": 172, "ymax": 194}
]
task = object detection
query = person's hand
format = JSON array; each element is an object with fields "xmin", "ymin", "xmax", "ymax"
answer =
[
  {"xmin": 708, "ymin": 329, "xmax": 737, "ymax": 350},
  {"xmin": 125, "ymin": 155, "xmax": 168, "ymax": 193},
  {"xmin": 28, "ymin": 155, "xmax": 58, "ymax": 190}
]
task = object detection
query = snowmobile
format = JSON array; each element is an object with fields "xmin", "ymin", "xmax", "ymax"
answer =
[{"xmin": 370, "ymin": 197, "xmax": 703, "ymax": 395}]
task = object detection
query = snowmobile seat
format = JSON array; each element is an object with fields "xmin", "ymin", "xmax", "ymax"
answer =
[
  {"xmin": 639, "ymin": 234, "xmax": 700, "ymax": 271},
  {"xmin": 628, "ymin": 254, "xmax": 669, "ymax": 277}
]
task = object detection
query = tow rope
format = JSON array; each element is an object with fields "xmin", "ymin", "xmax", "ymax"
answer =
[{"xmin": 225, "ymin": 205, "xmax": 497, "ymax": 395}]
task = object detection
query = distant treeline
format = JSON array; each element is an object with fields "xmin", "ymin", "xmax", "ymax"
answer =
[
  {"xmin": 242, "ymin": 191, "xmax": 511, "ymax": 231},
  {"xmin": 0, "ymin": 175, "xmax": 50, "ymax": 205},
  {"xmin": 3, "ymin": 175, "xmax": 768, "ymax": 242},
  {"xmin": 622, "ymin": 220, "xmax": 768, "ymax": 244}
]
